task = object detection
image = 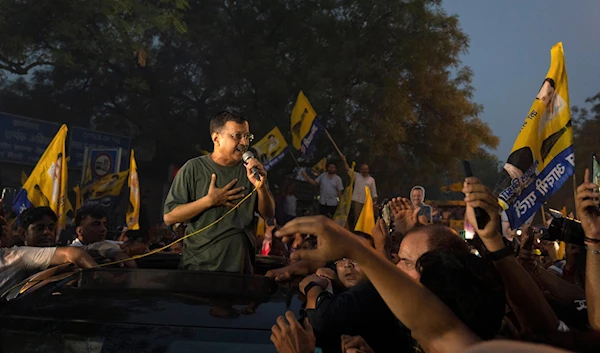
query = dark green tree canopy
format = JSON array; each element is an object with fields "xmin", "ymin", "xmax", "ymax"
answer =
[{"xmin": 0, "ymin": 0, "xmax": 498, "ymax": 196}]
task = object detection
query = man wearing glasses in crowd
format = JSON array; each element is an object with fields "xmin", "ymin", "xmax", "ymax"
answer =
[{"xmin": 163, "ymin": 110, "xmax": 275, "ymax": 274}]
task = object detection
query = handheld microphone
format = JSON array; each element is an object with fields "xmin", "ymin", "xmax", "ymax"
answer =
[{"xmin": 242, "ymin": 151, "xmax": 261, "ymax": 181}]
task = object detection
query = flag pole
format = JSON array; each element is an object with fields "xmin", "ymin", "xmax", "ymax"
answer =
[
  {"xmin": 541, "ymin": 204, "xmax": 547, "ymax": 225},
  {"xmin": 288, "ymin": 149, "xmax": 302, "ymax": 169},
  {"xmin": 323, "ymin": 128, "xmax": 344, "ymax": 159},
  {"xmin": 572, "ymin": 173, "xmax": 578, "ymax": 218}
]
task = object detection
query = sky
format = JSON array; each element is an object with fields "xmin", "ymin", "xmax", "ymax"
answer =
[{"xmin": 442, "ymin": 0, "xmax": 600, "ymax": 161}]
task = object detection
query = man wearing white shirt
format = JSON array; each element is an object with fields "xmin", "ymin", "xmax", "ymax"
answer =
[
  {"xmin": 302, "ymin": 163, "xmax": 343, "ymax": 218},
  {"xmin": 1, "ymin": 246, "xmax": 97, "ymax": 296},
  {"xmin": 342, "ymin": 157, "xmax": 378, "ymax": 227},
  {"xmin": 17, "ymin": 207, "xmax": 136, "ymax": 268}
]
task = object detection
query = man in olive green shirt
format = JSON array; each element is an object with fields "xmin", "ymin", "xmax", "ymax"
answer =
[{"xmin": 163, "ymin": 110, "xmax": 275, "ymax": 274}]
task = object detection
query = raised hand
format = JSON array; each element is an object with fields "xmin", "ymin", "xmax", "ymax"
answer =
[
  {"xmin": 371, "ymin": 218, "xmax": 392, "ymax": 259},
  {"xmin": 206, "ymin": 174, "xmax": 245, "ymax": 207},
  {"xmin": 275, "ymin": 216, "xmax": 364, "ymax": 263},
  {"xmin": 271, "ymin": 311, "xmax": 316, "ymax": 353},
  {"xmin": 389, "ymin": 197, "xmax": 420, "ymax": 234},
  {"xmin": 575, "ymin": 168, "xmax": 600, "ymax": 241},
  {"xmin": 244, "ymin": 157, "xmax": 267, "ymax": 188},
  {"xmin": 462, "ymin": 177, "xmax": 500, "ymax": 241}
]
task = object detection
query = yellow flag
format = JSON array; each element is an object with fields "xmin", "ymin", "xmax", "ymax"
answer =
[
  {"xmin": 290, "ymin": 91, "xmax": 318, "ymax": 150},
  {"xmin": 311, "ymin": 158, "xmax": 327, "ymax": 176},
  {"xmin": 256, "ymin": 217, "xmax": 266, "ymax": 237},
  {"xmin": 73, "ymin": 186, "xmax": 81, "ymax": 216},
  {"xmin": 499, "ymin": 42, "xmax": 573, "ymax": 229},
  {"xmin": 88, "ymin": 171, "xmax": 128, "ymax": 200},
  {"xmin": 20, "ymin": 171, "xmax": 50, "ymax": 208},
  {"xmin": 252, "ymin": 127, "xmax": 289, "ymax": 170},
  {"xmin": 65, "ymin": 195, "xmax": 74, "ymax": 215},
  {"xmin": 16, "ymin": 124, "xmax": 68, "ymax": 233},
  {"xmin": 82, "ymin": 152, "xmax": 92, "ymax": 186},
  {"xmin": 354, "ymin": 186, "xmax": 375, "ymax": 235},
  {"xmin": 126, "ymin": 150, "xmax": 140, "ymax": 230},
  {"xmin": 441, "ymin": 182, "xmax": 463, "ymax": 193},
  {"xmin": 334, "ymin": 162, "xmax": 356, "ymax": 227}
]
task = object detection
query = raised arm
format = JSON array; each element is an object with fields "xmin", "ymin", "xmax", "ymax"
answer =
[
  {"xmin": 301, "ymin": 171, "xmax": 319, "ymax": 186},
  {"xmin": 371, "ymin": 179, "xmax": 378, "ymax": 205},
  {"xmin": 575, "ymin": 168, "xmax": 600, "ymax": 330},
  {"xmin": 341, "ymin": 155, "xmax": 351, "ymax": 175},
  {"xmin": 243, "ymin": 157, "xmax": 275, "ymax": 220},
  {"xmin": 389, "ymin": 197, "xmax": 425, "ymax": 238},
  {"xmin": 463, "ymin": 177, "xmax": 560, "ymax": 333},
  {"xmin": 276, "ymin": 216, "xmax": 481, "ymax": 353},
  {"xmin": 265, "ymin": 259, "xmax": 327, "ymax": 281},
  {"xmin": 518, "ymin": 240, "xmax": 586, "ymax": 303}
]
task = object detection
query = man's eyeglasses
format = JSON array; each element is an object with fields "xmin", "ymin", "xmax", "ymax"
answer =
[
  {"xmin": 334, "ymin": 258, "xmax": 357, "ymax": 266},
  {"xmin": 226, "ymin": 132, "xmax": 254, "ymax": 142}
]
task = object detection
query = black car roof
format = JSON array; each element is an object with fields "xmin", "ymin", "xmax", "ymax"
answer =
[{"xmin": 0, "ymin": 258, "xmax": 303, "ymax": 332}]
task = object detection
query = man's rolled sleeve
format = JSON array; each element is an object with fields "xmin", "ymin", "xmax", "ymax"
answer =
[{"xmin": 164, "ymin": 162, "xmax": 193, "ymax": 214}]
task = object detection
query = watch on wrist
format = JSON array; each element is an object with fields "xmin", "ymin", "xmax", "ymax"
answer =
[
  {"xmin": 303, "ymin": 281, "xmax": 323, "ymax": 295},
  {"xmin": 486, "ymin": 246, "xmax": 514, "ymax": 261}
]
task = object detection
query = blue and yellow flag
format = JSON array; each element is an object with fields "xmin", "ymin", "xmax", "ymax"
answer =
[
  {"xmin": 499, "ymin": 42, "xmax": 574, "ymax": 229},
  {"xmin": 290, "ymin": 91, "xmax": 322, "ymax": 155},
  {"xmin": 333, "ymin": 162, "xmax": 356, "ymax": 227},
  {"xmin": 126, "ymin": 150, "xmax": 140, "ymax": 230},
  {"xmin": 13, "ymin": 124, "xmax": 69, "ymax": 233},
  {"xmin": 252, "ymin": 127, "xmax": 289, "ymax": 171}
]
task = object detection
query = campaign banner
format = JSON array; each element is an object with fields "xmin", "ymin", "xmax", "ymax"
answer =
[
  {"xmin": 299, "ymin": 119, "xmax": 324, "ymax": 158},
  {"xmin": 82, "ymin": 170, "xmax": 128, "ymax": 210},
  {"xmin": 499, "ymin": 42, "xmax": 573, "ymax": 229},
  {"xmin": 84, "ymin": 170, "xmax": 128, "ymax": 201}
]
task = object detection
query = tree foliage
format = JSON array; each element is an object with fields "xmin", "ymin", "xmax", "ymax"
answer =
[
  {"xmin": 573, "ymin": 93, "xmax": 600, "ymax": 181},
  {"xmin": 0, "ymin": 0, "xmax": 498, "ymax": 197}
]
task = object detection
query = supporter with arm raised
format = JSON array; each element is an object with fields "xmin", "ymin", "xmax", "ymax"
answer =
[
  {"xmin": 462, "ymin": 177, "xmax": 561, "ymax": 334},
  {"xmin": 275, "ymin": 216, "xmax": 480, "ymax": 353},
  {"xmin": 575, "ymin": 168, "xmax": 600, "ymax": 330}
]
